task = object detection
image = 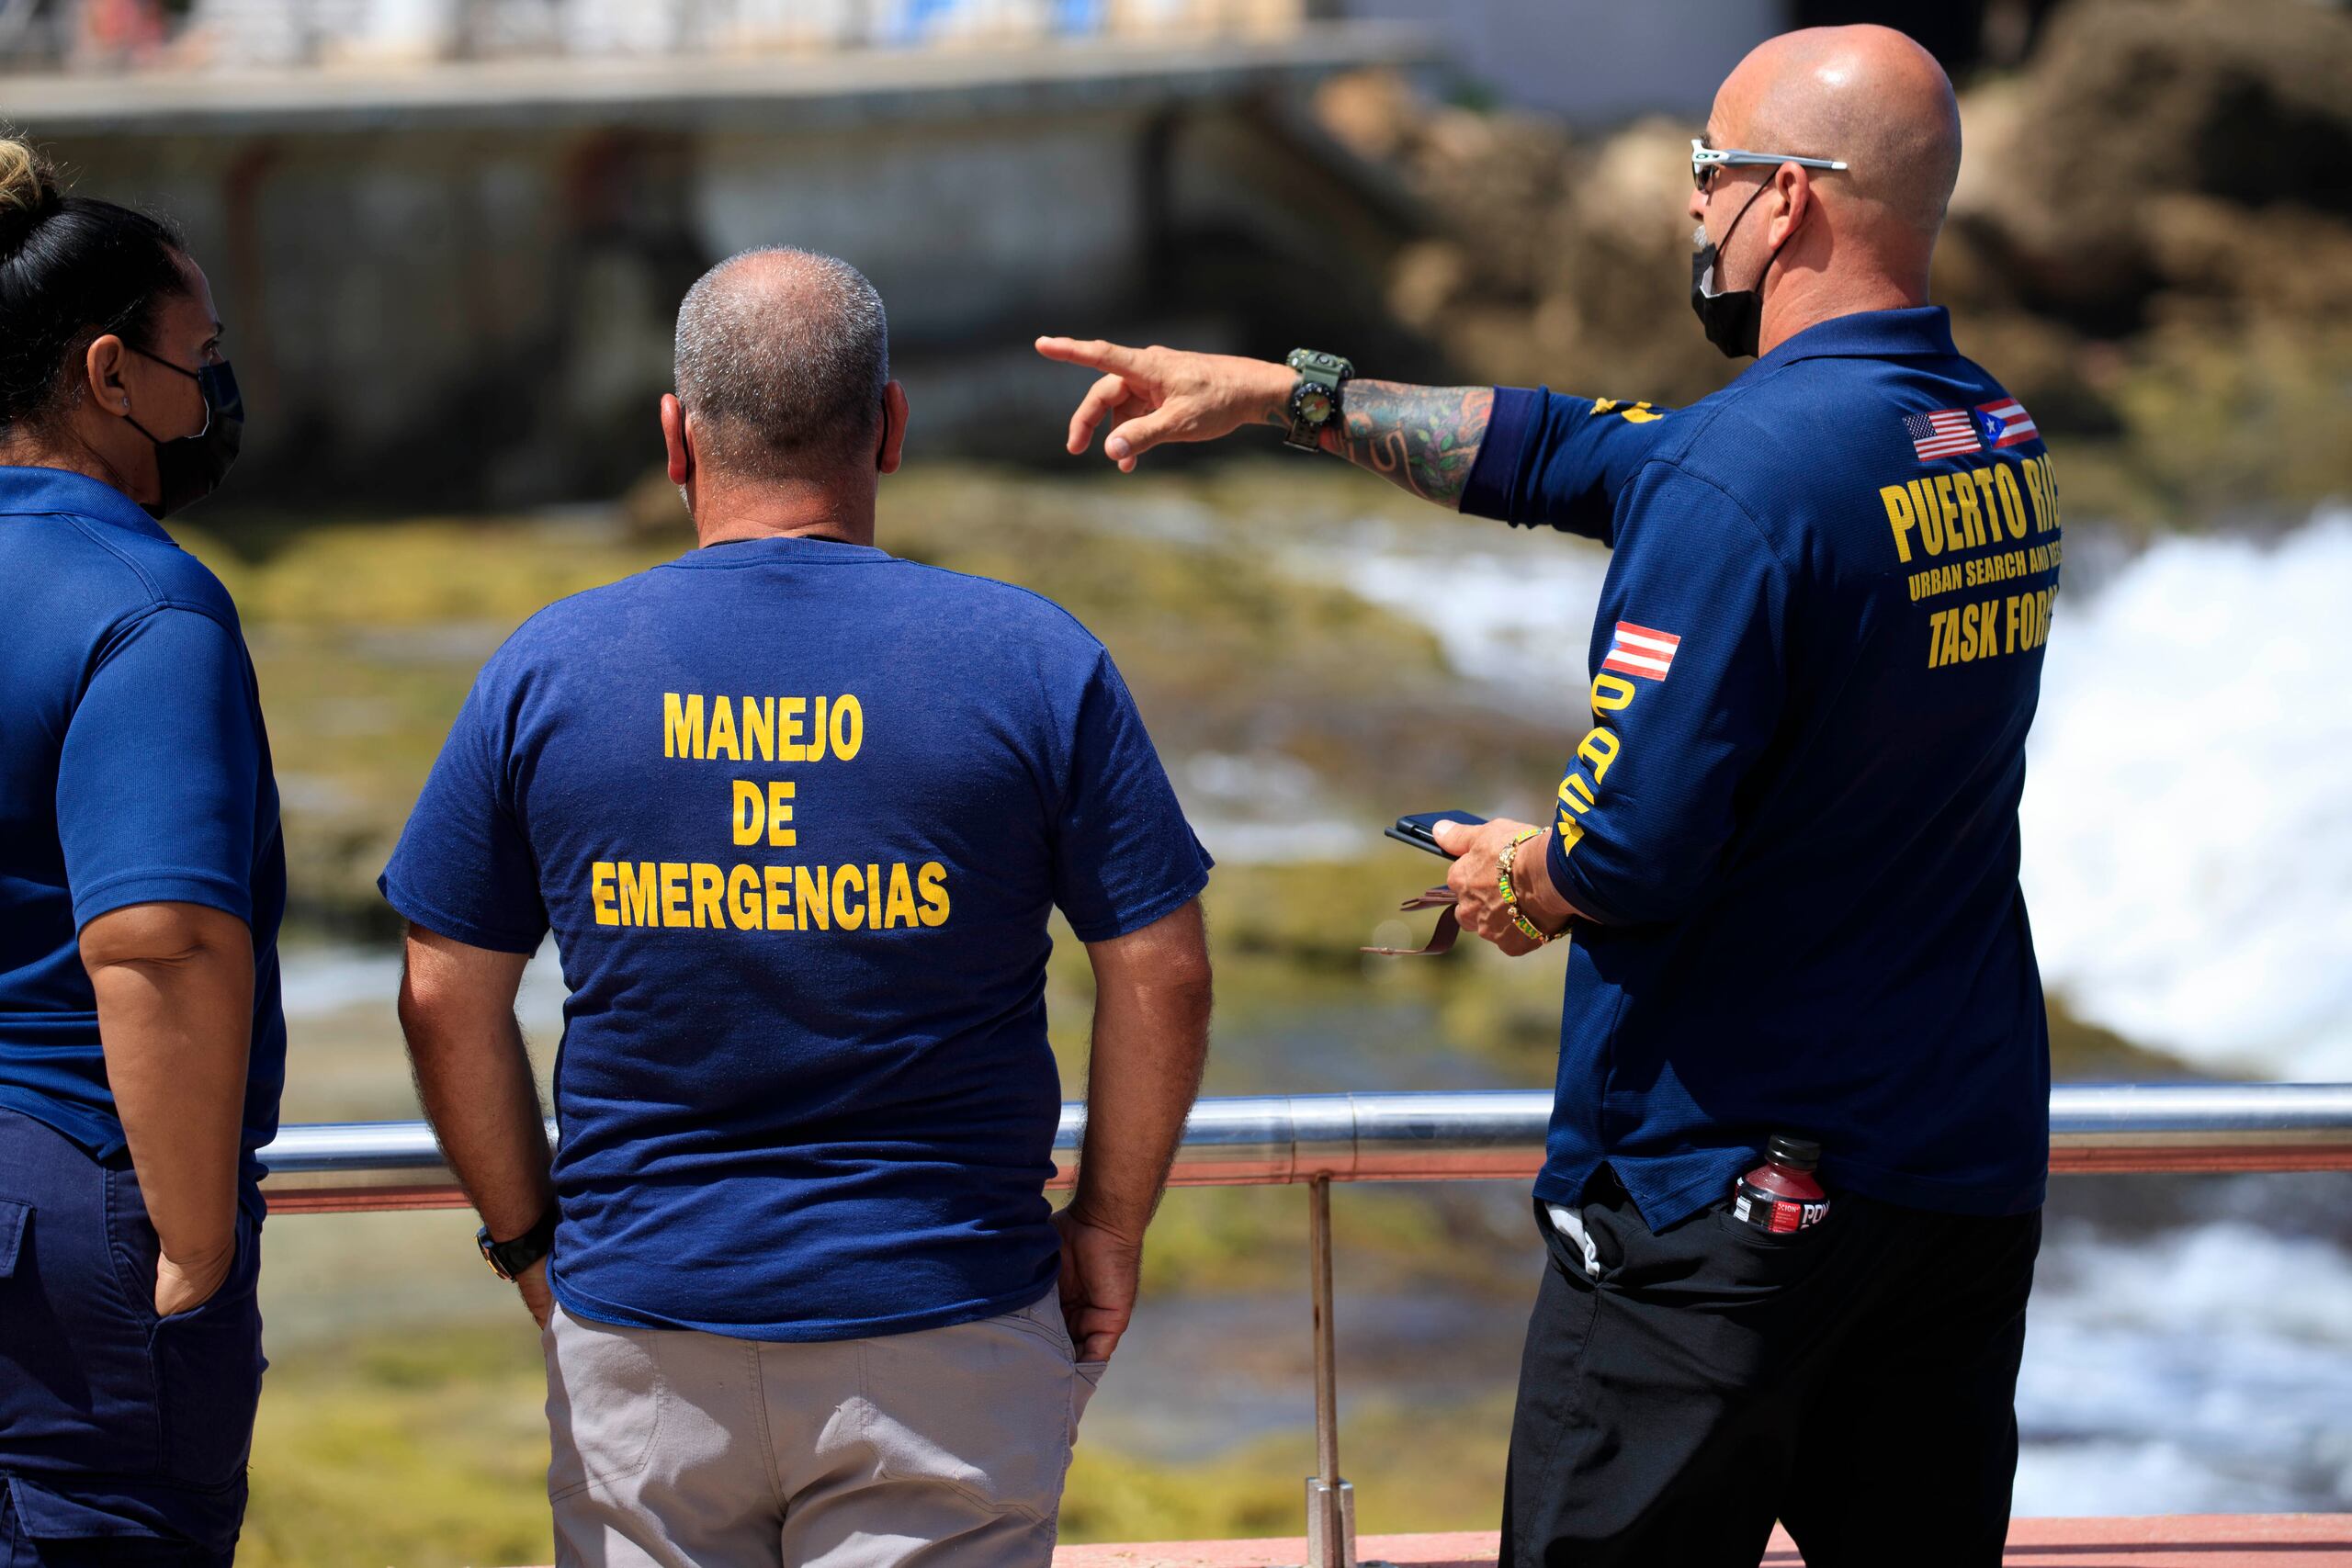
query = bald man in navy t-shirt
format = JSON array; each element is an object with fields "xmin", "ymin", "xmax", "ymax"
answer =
[{"xmin": 1039, "ymin": 25, "xmax": 2052, "ymax": 1568}]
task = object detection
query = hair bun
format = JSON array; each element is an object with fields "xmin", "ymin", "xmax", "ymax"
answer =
[{"xmin": 0, "ymin": 137, "xmax": 62, "ymax": 254}]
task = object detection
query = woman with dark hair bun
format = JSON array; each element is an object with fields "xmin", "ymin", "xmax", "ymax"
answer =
[{"xmin": 0, "ymin": 135, "xmax": 280, "ymax": 1566}]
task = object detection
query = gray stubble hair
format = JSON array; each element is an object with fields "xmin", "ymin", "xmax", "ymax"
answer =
[{"xmin": 673, "ymin": 246, "xmax": 890, "ymax": 479}]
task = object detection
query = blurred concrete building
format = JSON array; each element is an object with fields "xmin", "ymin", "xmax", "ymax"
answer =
[
  {"xmin": 0, "ymin": 0, "xmax": 1317, "ymax": 68},
  {"xmin": 2, "ymin": 2, "xmax": 1447, "ymax": 506},
  {"xmin": 0, "ymin": 0, "xmax": 2048, "ymax": 507}
]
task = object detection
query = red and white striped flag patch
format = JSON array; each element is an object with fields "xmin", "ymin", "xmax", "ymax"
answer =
[
  {"xmin": 1602, "ymin": 621, "xmax": 1680, "ymax": 682},
  {"xmin": 1905, "ymin": 408, "xmax": 1984, "ymax": 461},
  {"xmin": 1973, "ymin": 397, "xmax": 2038, "ymax": 449}
]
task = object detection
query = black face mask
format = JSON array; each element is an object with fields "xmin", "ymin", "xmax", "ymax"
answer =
[
  {"xmin": 125, "ymin": 351, "xmax": 243, "ymax": 520},
  {"xmin": 1689, "ymin": 183, "xmax": 1780, "ymax": 360}
]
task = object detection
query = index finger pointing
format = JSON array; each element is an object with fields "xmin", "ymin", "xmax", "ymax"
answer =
[{"xmin": 1035, "ymin": 336, "xmax": 1139, "ymax": 376}]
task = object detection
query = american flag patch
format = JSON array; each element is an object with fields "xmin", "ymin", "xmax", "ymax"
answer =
[
  {"xmin": 1905, "ymin": 409, "xmax": 1984, "ymax": 461},
  {"xmin": 1602, "ymin": 621, "xmax": 1679, "ymax": 682},
  {"xmin": 1973, "ymin": 398, "xmax": 2038, "ymax": 449}
]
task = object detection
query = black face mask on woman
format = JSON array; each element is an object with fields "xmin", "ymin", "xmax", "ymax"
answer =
[
  {"xmin": 1689, "ymin": 183, "xmax": 1781, "ymax": 360},
  {"xmin": 124, "ymin": 349, "xmax": 243, "ymax": 519}
]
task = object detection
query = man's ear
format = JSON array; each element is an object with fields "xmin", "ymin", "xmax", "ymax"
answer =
[
  {"xmin": 1768, "ymin": 164, "xmax": 1811, "ymax": 253},
  {"xmin": 661, "ymin": 393, "xmax": 692, "ymax": 486},
  {"xmin": 876, "ymin": 381, "xmax": 910, "ymax": 476}
]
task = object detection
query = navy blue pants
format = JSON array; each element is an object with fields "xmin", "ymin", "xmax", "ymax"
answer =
[{"xmin": 0, "ymin": 1110, "xmax": 264, "ymax": 1565}]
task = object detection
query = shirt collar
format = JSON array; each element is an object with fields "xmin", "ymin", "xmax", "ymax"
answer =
[
  {"xmin": 0, "ymin": 465, "xmax": 174, "ymax": 544},
  {"xmin": 668, "ymin": 534, "xmax": 892, "ymax": 569},
  {"xmin": 1757, "ymin": 305, "xmax": 1958, "ymax": 368}
]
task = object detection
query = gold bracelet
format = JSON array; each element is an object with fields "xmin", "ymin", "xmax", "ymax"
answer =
[{"xmin": 1497, "ymin": 829, "xmax": 1556, "ymax": 946}]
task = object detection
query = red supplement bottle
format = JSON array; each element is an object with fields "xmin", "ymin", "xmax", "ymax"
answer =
[{"xmin": 1731, "ymin": 1134, "xmax": 1829, "ymax": 1234}]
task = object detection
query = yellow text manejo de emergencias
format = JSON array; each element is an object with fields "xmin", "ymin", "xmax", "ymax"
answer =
[{"xmin": 586, "ymin": 691, "xmax": 951, "ymax": 934}]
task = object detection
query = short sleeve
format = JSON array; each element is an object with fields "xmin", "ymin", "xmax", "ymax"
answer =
[
  {"xmin": 57, "ymin": 607, "xmax": 261, "ymax": 929},
  {"xmin": 1458, "ymin": 387, "xmax": 1679, "ymax": 542},
  {"xmin": 1547, "ymin": 463, "xmax": 1789, "ymax": 926},
  {"xmin": 379, "ymin": 666, "xmax": 548, "ymax": 953},
  {"xmin": 1048, "ymin": 651, "xmax": 1214, "ymax": 942}
]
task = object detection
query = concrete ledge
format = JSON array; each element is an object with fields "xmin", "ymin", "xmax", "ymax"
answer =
[{"xmin": 1052, "ymin": 1516, "xmax": 2352, "ymax": 1567}]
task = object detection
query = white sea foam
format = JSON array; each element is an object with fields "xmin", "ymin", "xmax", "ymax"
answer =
[
  {"xmin": 1308, "ymin": 506, "xmax": 2352, "ymax": 1081},
  {"xmin": 2019, "ymin": 512, "xmax": 2352, "ymax": 1078},
  {"xmin": 1283, "ymin": 521, "xmax": 1612, "ymax": 719},
  {"xmin": 277, "ymin": 947, "xmax": 401, "ymax": 1018},
  {"xmin": 2017, "ymin": 1217, "xmax": 2352, "ymax": 1511},
  {"xmin": 1176, "ymin": 750, "xmax": 1373, "ymax": 863},
  {"xmin": 2012, "ymin": 1438, "xmax": 2313, "ymax": 1516},
  {"xmin": 280, "ymin": 942, "xmax": 568, "ymax": 1036}
]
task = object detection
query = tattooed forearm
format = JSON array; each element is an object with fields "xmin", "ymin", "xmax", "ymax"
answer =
[{"xmin": 1262, "ymin": 380, "xmax": 1494, "ymax": 509}]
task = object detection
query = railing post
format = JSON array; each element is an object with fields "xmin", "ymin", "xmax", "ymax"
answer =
[{"xmin": 1305, "ymin": 1174, "xmax": 1355, "ymax": 1568}]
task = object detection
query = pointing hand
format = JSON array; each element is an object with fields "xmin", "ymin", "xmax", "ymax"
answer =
[{"xmin": 1035, "ymin": 337, "xmax": 1296, "ymax": 472}]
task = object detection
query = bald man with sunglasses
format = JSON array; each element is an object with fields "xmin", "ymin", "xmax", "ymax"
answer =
[{"xmin": 1037, "ymin": 26, "xmax": 2057, "ymax": 1568}]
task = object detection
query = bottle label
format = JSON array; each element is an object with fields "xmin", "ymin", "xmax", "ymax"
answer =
[{"xmin": 1733, "ymin": 1182, "xmax": 1829, "ymax": 1234}]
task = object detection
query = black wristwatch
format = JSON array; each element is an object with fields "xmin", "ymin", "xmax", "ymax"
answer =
[
  {"xmin": 1283, "ymin": 348, "xmax": 1353, "ymax": 451},
  {"xmin": 477, "ymin": 1209, "xmax": 556, "ymax": 1281}
]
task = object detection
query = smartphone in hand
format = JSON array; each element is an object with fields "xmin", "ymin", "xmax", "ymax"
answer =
[{"xmin": 1385, "ymin": 811, "xmax": 1490, "ymax": 859}]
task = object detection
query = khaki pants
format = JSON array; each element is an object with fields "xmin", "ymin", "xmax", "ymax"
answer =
[{"xmin": 543, "ymin": 1292, "xmax": 1105, "ymax": 1568}]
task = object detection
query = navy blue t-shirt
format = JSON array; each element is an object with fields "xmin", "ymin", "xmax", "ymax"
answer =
[
  {"xmin": 380, "ymin": 535, "xmax": 1212, "ymax": 1341},
  {"xmin": 0, "ymin": 467, "xmax": 287, "ymax": 1210},
  {"xmin": 1459, "ymin": 308, "xmax": 2058, "ymax": 1227}
]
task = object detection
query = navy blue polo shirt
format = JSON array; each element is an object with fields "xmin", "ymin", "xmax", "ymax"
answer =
[
  {"xmin": 0, "ymin": 467, "xmax": 287, "ymax": 1209},
  {"xmin": 379, "ymin": 536, "xmax": 1211, "ymax": 1342},
  {"xmin": 1460, "ymin": 307, "xmax": 2059, "ymax": 1227}
]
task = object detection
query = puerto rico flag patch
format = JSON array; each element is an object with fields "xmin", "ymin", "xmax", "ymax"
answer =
[
  {"xmin": 1905, "ymin": 408, "xmax": 1983, "ymax": 461},
  {"xmin": 1602, "ymin": 622, "xmax": 1680, "ymax": 682},
  {"xmin": 1973, "ymin": 397, "xmax": 2038, "ymax": 449}
]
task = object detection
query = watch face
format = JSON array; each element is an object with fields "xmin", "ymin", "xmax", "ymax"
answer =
[{"xmin": 1297, "ymin": 388, "xmax": 1333, "ymax": 424}]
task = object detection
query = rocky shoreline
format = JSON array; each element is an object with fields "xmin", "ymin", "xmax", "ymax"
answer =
[{"xmin": 1312, "ymin": 0, "xmax": 2352, "ymax": 531}]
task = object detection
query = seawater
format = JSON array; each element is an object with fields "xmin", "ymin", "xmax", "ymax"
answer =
[
  {"xmin": 274, "ymin": 508, "xmax": 2352, "ymax": 1516},
  {"xmin": 1297, "ymin": 506, "xmax": 2352, "ymax": 1086},
  {"xmin": 2015, "ymin": 509, "xmax": 2352, "ymax": 1509},
  {"xmin": 1294, "ymin": 506, "xmax": 2352, "ymax": 1513},
  {"xmin": 2021, "ymin": 511, "xmax": 2352, "ymax": 1081},
  {"xmin": 2018, "ymin": 1203, "xmax": 2352, "ymax": 1511}
]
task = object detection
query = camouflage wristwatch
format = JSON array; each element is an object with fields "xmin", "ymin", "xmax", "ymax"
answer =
[{"xmin": 1283, "ymin": 349, "xmax": 1353, "ymax": 452}]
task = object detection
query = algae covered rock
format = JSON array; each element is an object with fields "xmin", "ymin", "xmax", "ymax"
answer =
[
  {"xmin": 1959, "ymin": 0, "xmax": 2352, "ymax": 325},
  {"xmin": 1316, "ymin": 0, "xmax": 2352, "ymax": 525}
]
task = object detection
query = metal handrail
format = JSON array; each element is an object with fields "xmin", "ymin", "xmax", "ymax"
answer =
[
  {"xmin": 253, "ymin": 1083, "xmax": 2352, "ymax": 1568},
  {"xmin": 255, "ymin": 1082, "xmax": 2352, "ymax": 1213}
]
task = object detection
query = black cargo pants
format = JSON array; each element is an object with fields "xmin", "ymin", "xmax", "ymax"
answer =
[{"xmin": 1501, "ymin": 1165, "xmax": 2041, "ymax": 1568}]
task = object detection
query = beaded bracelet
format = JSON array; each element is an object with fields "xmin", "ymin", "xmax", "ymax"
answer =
[{"xmin": 1497, "ymin": 829, "xmax": 1556, "ymax": 946}]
